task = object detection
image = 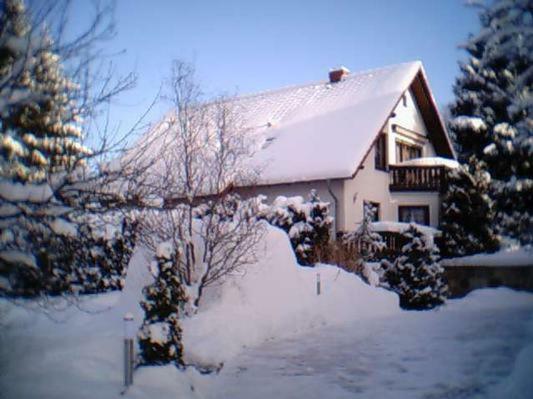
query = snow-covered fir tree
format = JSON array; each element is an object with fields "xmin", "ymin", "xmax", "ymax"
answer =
[
  {"xmin": 449, "ymin": 0, "xmax": 532, "ymax": 245},
  {"xmin": 381, "ymin": 224, "xmax": 448, "ymax": 310},
  {"xmin": 306, "ymin": 190, "xmax": 333, "ymax": 264},
  {"xmin": 440, "ymin": 159, "xmax": 500, "ymax": 257},
  {"xmin": 261, "ymin": 191, "xmax": 332, "ymax": 266},
  {"xmin": 138, "ymin": 242, "xmax": 187, "ymax": 367},
  {"xmin": 0, "ymin": 0, "xmax": 91, "ymax": 183},
  {"xmin": 0, "ymin": 1, "xmax": 139, "ymax": 298},
  {"xmin": 344, "ymin": 201, "xmax": 386, "ymax": 262}
]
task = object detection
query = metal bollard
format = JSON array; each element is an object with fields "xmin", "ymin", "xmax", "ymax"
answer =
[
  {"xmin": 316, "ymin": 272, "xmax": 321, "ymax": 296},
  {"xmin": 123, "ymin": 313, "xmax": 135, "ymax": 388}
]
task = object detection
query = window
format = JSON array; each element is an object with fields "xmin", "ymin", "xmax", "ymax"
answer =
[
  {"xmin": 364, "ymin": 201, "xmax": 380, "ymax": 222},
  {"xmin": 374, "ymin": 134, "xmax": 387, "ymax": 170},
  {"xmin": 399, "ymin": 206, "xmax": 429, "ymax": 225},
  {"xmin": 395, "ymin": 141, "xmax": 422, "ymax": 163}
]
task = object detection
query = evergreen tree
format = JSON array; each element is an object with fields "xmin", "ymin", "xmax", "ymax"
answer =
[
  {"xmin": 307, "ymin": 189, "xmax": 333, "ymax": 264},
  {"xmin": 138, "ymin": 243, "xmax": 187, "ymax": 367},
  {"xmin": 72, "ymin": 216, "xmax": 138, "ymax": 294},
  {"xmin": 440, "ymin": 160, "xmax": 500, "ymax": 257},
  {"xmin": 261, "ymin": 191, "xmax": 332, "ymax": 266},
  {"xmin": 382, "ymin": 224, "xmax": 448, "ymax": 310},
  {"xmin": 0, "ymin": 0, "xmax": 91, "ymax": 183},
  {"xmin": 1, "ymin": 213, "xmax": 137, "ymax": 297},
  {"xmin": 344, "ymin": 201, "xmax": 386, "ymax": 262},
  {"xmin": 449, "ymin": 0, "xmax": 532, "ymax": 245},
  {"xmin": 0, "ymin": 1, "xmax": 136, "ymax": 298}
]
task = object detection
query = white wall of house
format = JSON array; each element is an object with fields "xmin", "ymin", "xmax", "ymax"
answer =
[
  {"xmin": 340, "ymin": 88, "xmax": 441, "ymax": 231},
  {"xmin": 387, "ymin": 89, "xmax": 436, "ymax": 164}
]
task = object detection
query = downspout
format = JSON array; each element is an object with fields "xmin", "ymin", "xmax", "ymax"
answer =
[{"xmin": 327, "ymin": 179, "xmax": 339, "ymax": 239}]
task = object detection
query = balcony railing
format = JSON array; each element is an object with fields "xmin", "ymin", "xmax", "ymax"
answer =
[{"xmin": 389, "ymin": 165, "xmax": 446, "ymax": 192}]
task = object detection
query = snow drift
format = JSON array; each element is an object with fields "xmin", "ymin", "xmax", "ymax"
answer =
[{"xmin": 180, "ymin": 226, "xmax": 399, "ymax": 365}]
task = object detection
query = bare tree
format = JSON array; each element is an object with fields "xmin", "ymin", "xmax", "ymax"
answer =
[{"xmin": 134, "ymin": 60, "xmax": 264, "ymax": 310}]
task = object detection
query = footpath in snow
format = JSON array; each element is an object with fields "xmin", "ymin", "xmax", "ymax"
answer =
[{"xmin": 1, "ymin": 226, "xmax": 532, "ymax": 398}]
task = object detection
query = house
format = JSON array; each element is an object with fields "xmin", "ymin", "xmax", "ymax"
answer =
[
  {"xmin": 231, "ymin": 61, "xmax": 457, "ymax": 233},
  {"xmin": 141, "ymin": 61, "xmax": 457, "ymax": 235}
]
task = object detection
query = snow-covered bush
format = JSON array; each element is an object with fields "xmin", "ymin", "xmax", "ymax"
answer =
[
  {"xmin": 440, "ymin": 159, "xmax": 500, "ymax": 257},
  {"xmin": 260, "ymin": 190, "xmax": 333, "ymax": 266},
  {"xmin": 138, "ymin": 242, "xmax": 187, "ymax": 367},
  {"xmin": 449, "ymin": 0, "xmax": 532, "ymax": 245},
  {"xmin": 381, "ymin": 224, "xmax": 448, "ymax": 310},
  {"xmin": 0, "ymin": 208, "xmax": 137, "ymax": 297},
  {"xmin": 71, "ymin": 216, "xmax": 137, "ymax": 294}
]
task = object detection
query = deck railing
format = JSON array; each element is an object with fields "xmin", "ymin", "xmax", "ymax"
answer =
[{"xmin": 389, "ymin": 165, "xmax": 446, "ymax": 192}]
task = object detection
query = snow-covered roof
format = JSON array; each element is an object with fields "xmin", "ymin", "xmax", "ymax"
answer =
[
  {"xmin": 140, "ymin": 61, "xmax": 453, "ymax": 188},
  {"xmin": 234, "ymin": 61, "xmax": 425, "ymax": 185}
]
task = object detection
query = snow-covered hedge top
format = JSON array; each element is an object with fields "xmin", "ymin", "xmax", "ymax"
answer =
[
  {"xmin": 441, "ymin": 247, "xmax": 533, "ymax": 267},
  {"xmin": 271, "ymin": 195, "xmax": 312, "ymax": 215},
  {"xmin": 395, "ymin": 157, "xmax": 459, "ymax": 169},
  {"xmin": 370, "ymin": 221, "xmax": 441, "ymax": 237}
]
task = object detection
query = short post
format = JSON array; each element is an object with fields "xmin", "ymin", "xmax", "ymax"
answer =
[
  {"xmin": 123, "ymin": 313, "xmax": 135, "ymax": 388},
  {"xmin": 316, "ymin": 272, "xmax": 321, "ymax": 296}
]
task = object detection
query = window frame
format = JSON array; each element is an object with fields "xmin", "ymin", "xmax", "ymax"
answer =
[
  {"xmin": 398, "ymin": 205, "xmax": 430, "ymax": 226},
  {"xmin": 364, "ymin": 201, "xmax": 380, "ymax": 222},
  {"xmin": 374, "ymin": 133, "xmax": 387, "ymax": 171},
  {"xmin": 395, "ymin": 140, "xmax": 422, "ymax": 163}
]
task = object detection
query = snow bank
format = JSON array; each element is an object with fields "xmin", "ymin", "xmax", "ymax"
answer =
[
  {"xmin": 442, "ymin": 247, "xmax": 533, "ymax": 267},
  {"xmin": 181, "ymin": 226, "xmax": 398, "ymax": 365}
]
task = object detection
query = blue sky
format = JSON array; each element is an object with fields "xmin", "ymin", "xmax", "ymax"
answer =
[{"xmin": 68, "ymin": 0, "xmax": 480, "ymax": 138}]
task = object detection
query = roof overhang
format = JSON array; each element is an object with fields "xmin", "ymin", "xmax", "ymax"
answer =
[{"xmin": 410, "ymin": 69, "xmax": 456, "ymax": 159}]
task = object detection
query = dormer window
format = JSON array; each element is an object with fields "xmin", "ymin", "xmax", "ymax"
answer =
[{"xmin": 374, "ymin": 134, "xmax": 387, "ymax": 171}]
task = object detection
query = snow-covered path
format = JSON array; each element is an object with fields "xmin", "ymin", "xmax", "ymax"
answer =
[{"xmin": 210, "ymin": 290, "xmax": 533, "ymax": 399}]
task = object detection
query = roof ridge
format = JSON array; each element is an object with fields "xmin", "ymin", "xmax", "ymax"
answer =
[{"xmin": 231, "ymin": 60, "xmax": 422, "ymax": 103}]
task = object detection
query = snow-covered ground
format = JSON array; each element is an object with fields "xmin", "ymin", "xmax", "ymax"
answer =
[
  {"xmin": 442, "ymin": 246, "xmax": 533, "ymax": 267},
  {"xmin": 212, "ymin": 289, "xmax": 533, "ymax": 399},
  {"xmin": 1, "ymin": 226, "xmax": 532, "ymax": 398}
]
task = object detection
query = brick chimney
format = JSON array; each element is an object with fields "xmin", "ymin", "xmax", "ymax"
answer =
[{"xmin": 329, "ymin": 66, "xmax": 350, "ymax": 83}]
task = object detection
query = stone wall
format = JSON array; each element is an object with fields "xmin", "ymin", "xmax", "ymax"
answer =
[{"xmin": 444, "ymin": 265, "xmax": 533, "ymax": 298}]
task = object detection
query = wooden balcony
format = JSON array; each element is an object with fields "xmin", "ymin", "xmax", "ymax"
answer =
[{"xmin": 389, "ymin": 165, "xmax": 447, "ymax": 192}]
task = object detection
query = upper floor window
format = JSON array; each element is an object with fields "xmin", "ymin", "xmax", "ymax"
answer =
[
  {"xmin": 396, "ymin": 141, "xmax": 422, "ymax": 163},
  {"xmin": 374, "ymin": 134, "xmax": 387, "ymax": 170}
]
